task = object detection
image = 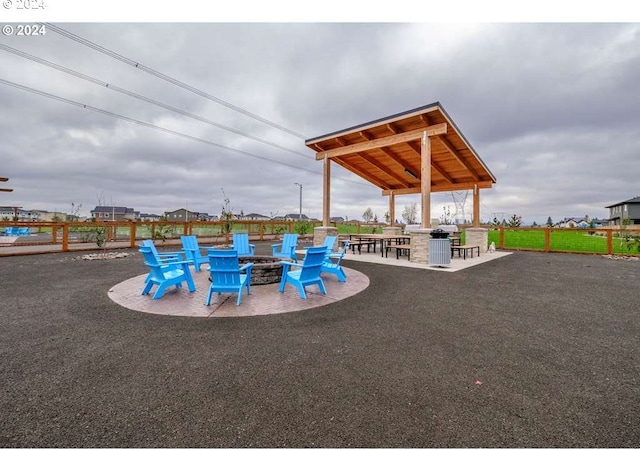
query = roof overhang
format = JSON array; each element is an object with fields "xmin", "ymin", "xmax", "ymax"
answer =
[{"xmin": 305, "ymin": 102, "xmax": 496, "ymax": 195}]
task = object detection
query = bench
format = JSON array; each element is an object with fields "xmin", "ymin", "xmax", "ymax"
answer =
[
  {"xmin": 385, "ymin": 244, "xmax": 411, "ymax": 259},
  {"xmin": 346, "ymin": 238, "xmax": 376, "ymax": 255},
  {"xmin": 452, "ymin": 245, "xmax": 480, "ymax": 259}
]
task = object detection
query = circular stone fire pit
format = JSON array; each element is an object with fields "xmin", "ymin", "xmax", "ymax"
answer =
[{"xmin": 238, "ymin": 255, "xmax": 285, "ymax": 285}]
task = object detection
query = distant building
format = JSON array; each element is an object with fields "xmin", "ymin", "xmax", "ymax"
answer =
[
  {"xmin": 285, "ymin": 213, "xmax": 310, "ymax": 221},
  {"xmin": 556, "ymin": 217, "xmax": 590, "ymax": 228},
  {"xmin": 90, "ymin": 206, "xmax": 139, "ymax": 221},
  {"xmin": 164, "ymin": 208, "xmax": 210, "ymax": 221},
  {"xmin": 139, "ymin": 213, "xmax": 163, "ymax": 222},
  {"xmin": 330, "ymin": 216, "xmax": 345, "ymax": 223},
  {"xmin": 0, "ymin": 206, "xmax": 40, "ymax": 221},
  {"xmin": 244, "ymin": 213, "xmax": 270, "ymax": 220},
  {"xmin": 606, "ymin": 196, "xmax": 640, "ymax": 225}
]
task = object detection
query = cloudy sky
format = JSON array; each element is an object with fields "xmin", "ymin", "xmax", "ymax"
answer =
[{"xmin": 1, "ymin": 5, "xmax": 639, "ymax": 225}]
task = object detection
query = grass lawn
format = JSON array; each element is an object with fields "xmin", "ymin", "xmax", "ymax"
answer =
[{"xmin": 487, "ymin": 229, "xmax": 639, "ymax": 255}]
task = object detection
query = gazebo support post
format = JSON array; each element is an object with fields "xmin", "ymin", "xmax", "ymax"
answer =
[
  {"xmin": 383, "ymin": 191, "xmax": 402, "ymax": 235},
  {"xmin": 409, "ymin": 131, "xmax": 433, "ymax": 264},
  {"xmin": 473, "ymin": 183, "xmax": 480, "ymax": 227},
  {"xmin": 315, "ymin": 154, "xmax": 338, "ymax": 249},
  {"xmin": 389, "ymin": 191, "xmax": 395, "ymax": 227},
  {"xmin": 322, "ymin": 155, "xmax": 330, "ymax": 227},
  {"xmin": 467, "ymin": 183, "xmax": 489, "ymax": 253},
  {"xmin": 420, "ymin": 131, "xmax": 431, "ymax": 227}
]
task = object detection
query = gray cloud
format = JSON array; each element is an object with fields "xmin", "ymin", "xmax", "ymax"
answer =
[{"xmin": 1, "ymin": 22, "xmax": 639, "ymax": 224}]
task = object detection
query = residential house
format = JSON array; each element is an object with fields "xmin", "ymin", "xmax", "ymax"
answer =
[
  {"xmin": 139, "ymin": 213, "xmax": 163, "ymax": 222},
  {"xmin": 164, "ymin": 208, "xmax": 210, "ymax": 222},
  {"xmin": 0, "ymin": 207, "xmax": 41, "ymax": 221},
  {"xmin": 330, "ymin": 216, "xmax": 345, "ymax": 223},
  {"xmin": 90, "ymin": 206, "xmax": 139, "ymax": 221},
  {"xmin": 556, "ymin": 217, "xmax": 590, "ymax": 228},
  {"xmin": 244, "ymin": 213, "xmax": 270, "ymax": 221},
  {"xmin": 285, "ymin": 213, "xmax": 310, "ymax": 221},
  {"xmin": 606, "ymin": 196, "xmax": 640, "ymax": 225},
  {"xmin": 37, "ymin": 210, "xmax": 68, "ymax": 222}
]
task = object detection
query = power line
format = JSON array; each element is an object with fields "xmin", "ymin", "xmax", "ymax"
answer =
[
  {"xmin": 0, "ymin": 43, "xmax": 312, "ymax": 161},
  {"xmin": 0, "ymin": 77, "xmax": 317, "ymax": 173},
  {"xmin": 0, "ymin": 77, "xmax": 369, "ymax": 187},
  {"xmin": 41, "ymin": 23, "xmax": 306, "ymax": 140}
]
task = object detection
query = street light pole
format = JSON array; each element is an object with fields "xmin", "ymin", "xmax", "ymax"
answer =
[{"xmin": 294, "ymin": 183, "xmax": 302, "ymax": 220}]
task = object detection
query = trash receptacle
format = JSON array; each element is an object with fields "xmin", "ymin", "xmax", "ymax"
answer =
[{"xmin": 429, "ymin": 229, "xmax": 451, "ymax": 266}]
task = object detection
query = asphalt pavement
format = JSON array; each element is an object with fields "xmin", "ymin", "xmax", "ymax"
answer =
[{"xmin": 1, "ymin": 243, "xmax": 639, "ymax": 447}]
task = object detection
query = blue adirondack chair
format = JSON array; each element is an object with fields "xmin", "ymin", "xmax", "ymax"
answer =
[
  {"xmin": 141, "ymin": 239, "xmax": 184, "ymax": 261},
  {"xmin": 181, "ymin": 235, "xmax": 208, "ymax": 272},
  {"xmin": 139, "ymin": 246, "xmax": 196, "ymax": 300},
  {"xmin": 272, "ymin": 233, "xmax": 299, "ymax": 262},
  {"xmin": 232, "ymin": 233, "xmax": 255, "ymax": 256},
  {"xmin": 279, "ymin": 246, "xmax": 328, "ymax": 300},
  {"xmin": 207, "ymin": 249, "xmax": 254, "ymax": 306},
  {"xmin": 321, "ymin": 235, "xmax": 338, "ymax": 258},
  {"xmin": 321, "ymin": 240, "xmax": 349, "ymax": 282},
  {"xmin": 140, "ymin": 239, "xmax": 186, "ymax": 281}
]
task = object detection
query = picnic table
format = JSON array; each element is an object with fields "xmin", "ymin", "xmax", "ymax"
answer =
[{"xmin": 345, "ymin": 234, "xmax": 410, "ymax": 258}]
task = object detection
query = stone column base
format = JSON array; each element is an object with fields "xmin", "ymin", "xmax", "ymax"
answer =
[
  {"xmin": 383, "ymin": 227, "xmax": 403, "ymax": 235},
  {"xmin": 313, "ymin": 226, "xmax": 339, "ymax": 251},
  {"xmin": 409, "ymin": 229, "xmax": 433, "ymax": 264},
  {"xmin": 465, "ymin": 227, "xmax": 489, "ymax": 252}
]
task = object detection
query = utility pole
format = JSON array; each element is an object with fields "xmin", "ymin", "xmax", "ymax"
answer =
[{"xmin": 294, "ymin": 183, "xmax": 303, "ymax": 220}]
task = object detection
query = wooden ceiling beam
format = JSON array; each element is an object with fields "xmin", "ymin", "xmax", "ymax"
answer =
[
  {"xmin": 431, "ymin": 160, "xmax": 456, "ymax": 184},
  {"xmin": 356, "ymin": 153, "xmax": 411, "ymax": 188},
  {"xmin": 314, "ymin": 123, "xmax": 447, "ymax": 160},
  {"xmin": 435, "ymin": 135, "xmax": 480, "ymax": 181},
  {"xmin": 379, "ymin": 147, "xmax": 412, "ymax": 170},
  {"xmin": 402, "ymin": 141, "xmax": 454, "ymax": 184},
  {"xmin": 332, "ymin": 158, "xmax": 393, "ymax": 190},
  {"xmin": 386, "ymin": 123, "xmax": 401, "ymax": 134},
  {"xmin": 406, "ymin": 140, "xmax": 421, "ymax": 156},
  {"xmin": 382, "ymin": 180, "xmax": 494, "ymax": 196}
]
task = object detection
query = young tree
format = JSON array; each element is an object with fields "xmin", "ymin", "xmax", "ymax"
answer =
[
  {"xmin": 220, "ymin": 188, "xmax": 234, "ymax": 243},
  {"xmin": 402, "ymin": 203, "xmax": 418, "ymax": 224},
  {"xmin": 440, "ymin": 205, "xmax": 453, "ymax": 225},
  {"xmin": 362, "ymin": 207, "xmax": 374, "ymax": 223},
  {"xmin": 69, "ymin": 202, "xmax": 82, "ymax": 222}
]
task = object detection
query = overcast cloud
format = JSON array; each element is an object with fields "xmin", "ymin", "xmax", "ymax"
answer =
[{"xmin": 1, "ymin": 22, "xmax": 639, "ymax": 224}]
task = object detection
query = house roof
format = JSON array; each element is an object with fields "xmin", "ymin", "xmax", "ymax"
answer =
[
  {"xmin": 305, "ymin": 102, "xmax": 496, "ymax": 195},
  {"xmin": 606, "ymin": 196, "xmax": 640, "ymax": 208},
  {"xmin": 285, "ymin": 213, "xmax": 309, "ymax": 220}
]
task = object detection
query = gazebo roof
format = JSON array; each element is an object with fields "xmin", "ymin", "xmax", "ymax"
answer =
[{"xmin": 305, "ymin": 102, "xmax": 496, "ymax": 195}]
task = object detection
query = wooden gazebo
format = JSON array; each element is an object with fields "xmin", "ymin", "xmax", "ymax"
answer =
[{"xmin": 305, "ymin": 102, "xmax": 496, "ymax": 228}]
